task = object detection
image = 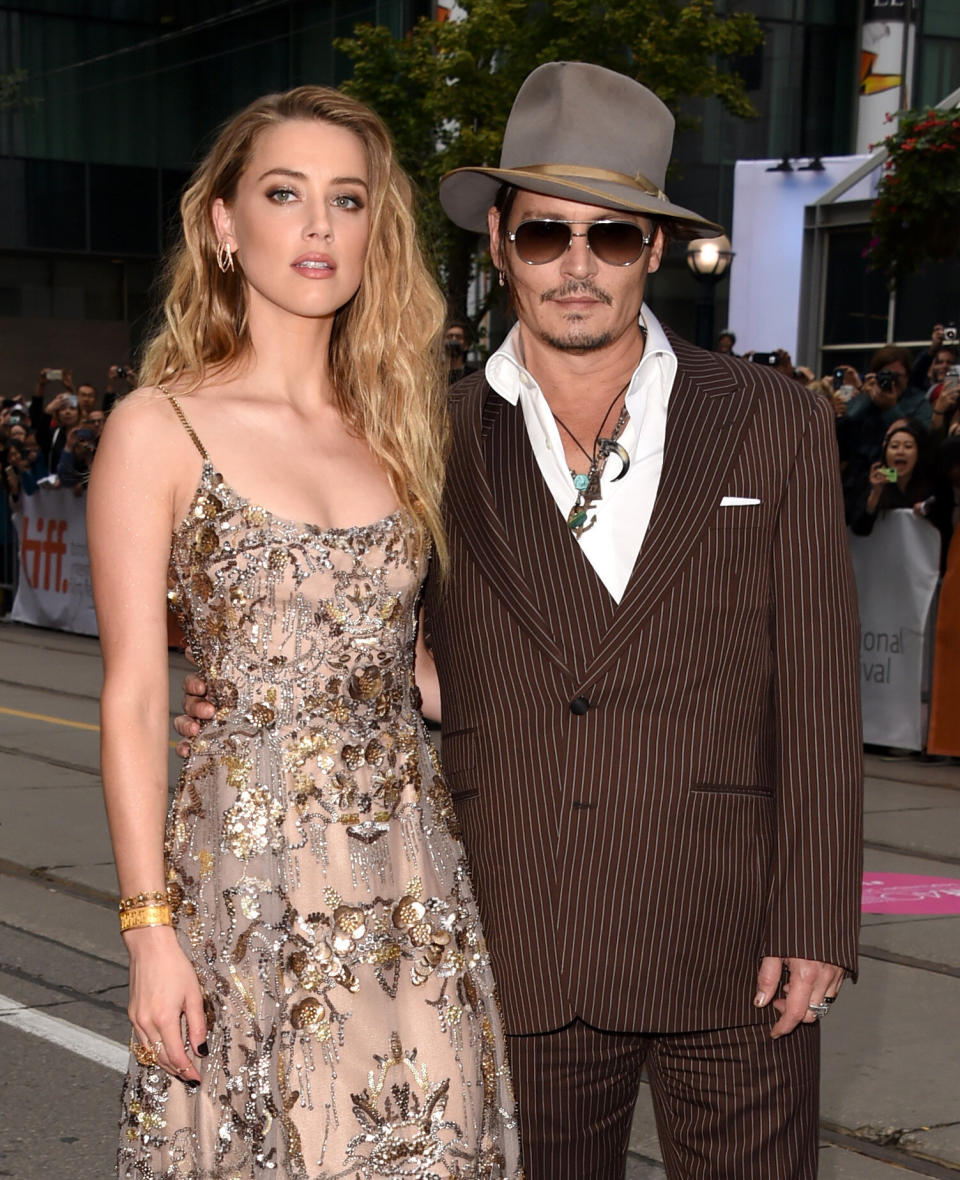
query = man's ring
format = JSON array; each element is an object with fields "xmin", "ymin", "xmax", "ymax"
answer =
[
  {"xmin": 130, "ymin": 1033, "xmax": 162, "ymax": 1067},
  {"xmin": 807, "ymin": 1002, "xmax": 831, "ymax": 1019}
]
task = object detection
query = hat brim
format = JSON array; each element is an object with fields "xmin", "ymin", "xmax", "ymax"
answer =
[{"xmin": 439, "ymin": 166, "xmax": 724, "ymax": 239}]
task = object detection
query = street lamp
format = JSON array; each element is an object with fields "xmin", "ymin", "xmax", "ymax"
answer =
[{"xmin": 685, "ymin": 234, "xmax": 734, "ymax": 350}]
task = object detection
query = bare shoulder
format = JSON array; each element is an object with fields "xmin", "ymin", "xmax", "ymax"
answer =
[
  {"xmin": 92, "ymin": 386, "xmax": 205, "ymax": 517},
  {"xmin": 101, "ymin": 385, "xmax": 176, "ymax": 440}
]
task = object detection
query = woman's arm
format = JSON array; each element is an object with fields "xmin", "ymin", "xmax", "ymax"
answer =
[{"xmin": 87, "ymin": 394, "xmax": 206, "ymax": 1084}]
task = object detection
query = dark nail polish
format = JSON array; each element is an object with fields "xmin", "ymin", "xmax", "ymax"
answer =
[
  {"xmin": 184, "ymin": 1080, "xmax": 199, "ymax": 1092},
  {"xmin": 197, "ymin": 1041, "xmax": 209, "ymax": 1056}
]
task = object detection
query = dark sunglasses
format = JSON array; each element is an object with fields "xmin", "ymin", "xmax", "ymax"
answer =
[{"xmin": 506, "ymin": 219, "xmax": 653, "ymax": 266}]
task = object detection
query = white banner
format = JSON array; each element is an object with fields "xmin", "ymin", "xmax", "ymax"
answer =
[
  {"xmin": 11, "ymin": 484, "xmax": 98, "ymax": 636},
  {"xmin": 848, "ymin": 511, "xmax": 940, "ymax": 750}
]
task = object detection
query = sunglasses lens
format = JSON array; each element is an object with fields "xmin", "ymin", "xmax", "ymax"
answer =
[
  {"xmin": 588, "ymin": 222, "xmax": 648, "ymax": 265},
  {"xmin": 512, "ymin": 220, "xmax": 649, "ymax": 265},
  {"xmin": 513, "ymin": 221, "xmax": 571, "ymax": 264}
]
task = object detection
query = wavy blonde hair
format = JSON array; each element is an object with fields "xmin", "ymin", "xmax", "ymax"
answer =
[{"xmin": 139, "ymin": 86, "xmax": 448, "ymax": 569}]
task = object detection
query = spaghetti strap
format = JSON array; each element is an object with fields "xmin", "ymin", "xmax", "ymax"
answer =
[{"xmin": 161, "ymin": 388, "xmax": 209, "ymax": 461}]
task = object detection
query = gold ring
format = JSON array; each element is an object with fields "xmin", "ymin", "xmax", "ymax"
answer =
[{"xmin": 130, "ymin": 1033, "xmax": 160, "ymax": 1067}]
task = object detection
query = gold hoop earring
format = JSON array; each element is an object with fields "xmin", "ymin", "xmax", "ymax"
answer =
[{"xmin": 216, "ymin": 240, "xmax": 234, "ymax": 273}]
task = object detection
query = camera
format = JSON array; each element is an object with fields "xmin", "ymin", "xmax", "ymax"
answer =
[
  {"xmin": 878, "ymin": 466, "xmax": 899, "ymax": 483},
  {"xmin": 943, "ymin": 324, "xmax": 958, "ymax": 345},
  {"xmin": 876, "ymin": 370, "xmax": 897, "ymax": 392},
  {"xmin": 751, "ymin": 352, "xmax": 779, "ymax": 366},
  {"xmin": 115, "ymin": 365, "xmax": 131, "ymax": 380}
]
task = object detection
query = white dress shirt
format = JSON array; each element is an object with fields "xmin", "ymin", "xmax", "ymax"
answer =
[{"xmin": 484, "ymin": 303, "xmax": 677, "ymax": 602}]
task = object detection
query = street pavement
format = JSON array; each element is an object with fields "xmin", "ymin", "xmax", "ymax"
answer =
[{"xmin": 1, "ymin": 619, "xmax": 958, "ymax": 1179}]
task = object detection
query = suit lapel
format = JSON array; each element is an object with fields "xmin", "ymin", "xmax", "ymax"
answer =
[
  {"xmin": 487, "ymin": 388, "xmax": 619, "ymax": 671},
  {"xmin": 446, "ymin": 378, "xmax": 572, "ymax": 675},
  {"xmin": 580, "ymin": 338, "xmax": 758, "ymax": 687}
]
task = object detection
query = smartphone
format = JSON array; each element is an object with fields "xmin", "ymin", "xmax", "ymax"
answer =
[
  {"xmin": 878, "ymin": 466, "xmax": 898, "ymax": 483},
  {"xmin": 833, "ymin": 368, "xmax": 846, "ymax": 391},
  {"xmin": 46, "ymin": 368, "xmax": 63, "ymax": 382},
  {"xmin": 946, "ymin": 365, "xmax": 960, "ymax": 383},
  {"xmin": 751, "ymin": 352, "xmax": 779, "ymax": 366}
]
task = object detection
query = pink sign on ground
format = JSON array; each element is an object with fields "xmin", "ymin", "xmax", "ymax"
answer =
[{"xmin": 862, "ymin": 873, "xmax": 960, "ymax": 915}]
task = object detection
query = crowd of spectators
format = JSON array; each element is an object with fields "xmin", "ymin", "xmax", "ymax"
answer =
[
  {"xmin": 715, "ymin": 323, "xmax": 960, "ymax": 758},
  {"xmin": 1, "ymin": 364, "xmax": 134, "ymax": 611},
  {"xmin": 715, "ymin": 323, "xmax": 960, "ymax": 575}
]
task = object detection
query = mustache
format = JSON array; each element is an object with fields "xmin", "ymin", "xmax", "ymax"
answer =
[{"xmin": 540, "ymin": 281, "xmax": 613, "ymax": 307}]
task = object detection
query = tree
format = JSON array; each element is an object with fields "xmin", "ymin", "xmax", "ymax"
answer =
[{"xmin": 337, "ymin": 0, "xmax": 763, "ymax": 329}]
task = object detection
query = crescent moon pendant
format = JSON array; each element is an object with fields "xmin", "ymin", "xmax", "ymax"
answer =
[{"xmin": 598, "ymin": 438, "xmax": 630, "ymax": 482}]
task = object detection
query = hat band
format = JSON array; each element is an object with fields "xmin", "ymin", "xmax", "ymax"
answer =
[{"xmin": 513, "ymin": 163, "xmax": 668, "ymax": 202}]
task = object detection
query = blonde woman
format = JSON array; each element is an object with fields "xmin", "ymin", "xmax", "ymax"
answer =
[{"xmin": 88, "ymin": 87, "xmax": 520, "ymax": 1179}]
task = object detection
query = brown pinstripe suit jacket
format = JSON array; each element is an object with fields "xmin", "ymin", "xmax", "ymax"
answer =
[{"xmin": 424, "ymin": 331, "xmax": 863, "ymax": 1037}]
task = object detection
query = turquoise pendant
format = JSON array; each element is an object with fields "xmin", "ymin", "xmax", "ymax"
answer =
[
  {"xmin": 572, "ymin": 473, "xmax": 591, "ymax": 492},
  {"xmin": 567, "ymin": 506, "xmax": 589, "ymax": 532}
]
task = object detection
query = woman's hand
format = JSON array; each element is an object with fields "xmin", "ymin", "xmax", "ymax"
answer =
[
  {"xmin": 126, "ymin": 925, "xmax": 208, "ymax": 1084},
  {"xmin": 866, "ymin": 463, "xmax": 887, "ymax": 512},
  {"xmin": 933, "ymin": 381, "xmax": 959, "ymax": 416}
]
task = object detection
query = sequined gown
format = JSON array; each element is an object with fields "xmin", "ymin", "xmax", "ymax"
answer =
[{"xmin": 117, "ymin": 400, "xmax": 521, "ymax": 1179}]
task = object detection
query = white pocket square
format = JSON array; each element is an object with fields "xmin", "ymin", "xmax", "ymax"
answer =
[{"xmin": 720, "ymin": 496, "xmax": 761, "ymax": 506}]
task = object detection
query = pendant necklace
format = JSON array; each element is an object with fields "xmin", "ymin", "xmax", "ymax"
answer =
[{"xmin": 552, "ymin": 381, "xmax": 632, "ymax": 539}]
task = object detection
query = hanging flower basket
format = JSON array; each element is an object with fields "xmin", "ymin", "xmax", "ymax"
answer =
[{"xmin": 864, "ymin": 106, "xmax": 960, "ymax": 283}]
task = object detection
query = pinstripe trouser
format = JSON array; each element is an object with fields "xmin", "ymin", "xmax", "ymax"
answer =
[{"xmin": 508, "ymin": 1017, "xmax": 820, "ymax": 1179}]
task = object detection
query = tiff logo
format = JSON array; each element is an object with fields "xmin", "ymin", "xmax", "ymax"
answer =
[{"xmin": 21, "ymin": 516, "xmax": 69, "ymax": 593}]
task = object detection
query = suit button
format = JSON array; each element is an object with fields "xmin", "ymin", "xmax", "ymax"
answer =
[{"xmin": 570, "ymin": 696, "xmax": 590, "ymax": 715}]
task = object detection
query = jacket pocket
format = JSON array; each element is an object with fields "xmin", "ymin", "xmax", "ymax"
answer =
[
  {"xmin": 691, "ymin": 781, "xmax": 774, "ymax": 798},
  {"xmin": 440, "ymin": 727, "xmax": 478, "ymax": 799}
]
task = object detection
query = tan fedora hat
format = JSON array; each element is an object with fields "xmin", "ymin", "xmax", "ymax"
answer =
[{"xmin": 439, "ymin": 61, "xmax": 723, "ymax": 239}]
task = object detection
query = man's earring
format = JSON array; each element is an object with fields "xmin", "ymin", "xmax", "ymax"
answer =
[{"xmin": 216, "ymin": 240, "xmax": 234, "ymax": 273}]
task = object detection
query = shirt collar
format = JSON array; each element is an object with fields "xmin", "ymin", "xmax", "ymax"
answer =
[{"xmin": 485, "ymin": 303, "xmax": 676, "ymax": 407}]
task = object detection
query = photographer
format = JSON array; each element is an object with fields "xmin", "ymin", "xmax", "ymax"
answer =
[
  {"xmin": 103, "ymin": 364, "xmax": 135, "ymax": 414},
  {"xmin": 57, "ymin": 424, "xmax": 97, "ymax": 494},
  {"xmin": 822, "ymin": 364, "xmax": 861, "ymax": 418},
  {"xmin": 912, "ymin": 323, "xmax": 959, "ymax": 390},
  {"xmin": 837, "ymin": 347, "xmax": 932, "ymax": 516},
  {"xmin": 6, "ymin": 435, "xmax": 48, "ymax": 497},
  {"xmin": 926, "ymin": 347, "xmax": 960, "ymax": 437},
  {"xmin": 1, "ymin": 403, "xmax": 29, "ymax": 446},
  {"xmin": 29, "ymin": 368, "xmax": 77, "ymax": 468},
  {"xmin": 443, "ymin": 321, "xmax": 477, "ymax": 386},
  {"xmin": 746, "ymin": 348, "xmax": 814, "ymax": 384},
  {"xmin": 850, "ymin": 420, "xmax": 933, "ymax": 535},
  {"xmin": 76, "ymin": 382, "xmax": 98, "ymax": 421}
]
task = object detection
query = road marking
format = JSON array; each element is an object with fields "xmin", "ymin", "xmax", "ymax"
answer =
[
  {"xmin": 0, "ymin": 991, "xmax": 127, "ymax": 1073},
  {"xmin": 0, "ymin": 705, "xmax": 99, "ymax": 732},
  {"xmin": 0, "ymin": 705, "xmax": 180, "ymax": 749}
]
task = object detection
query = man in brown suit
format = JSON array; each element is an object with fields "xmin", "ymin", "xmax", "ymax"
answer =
[
  {"xmin": 180, "ymin": 62, "xmax": 862, "ymax": 1179},
  {"xmin": 429, "ymin": 62, "xmax": 861, "ymax": 1178}
]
